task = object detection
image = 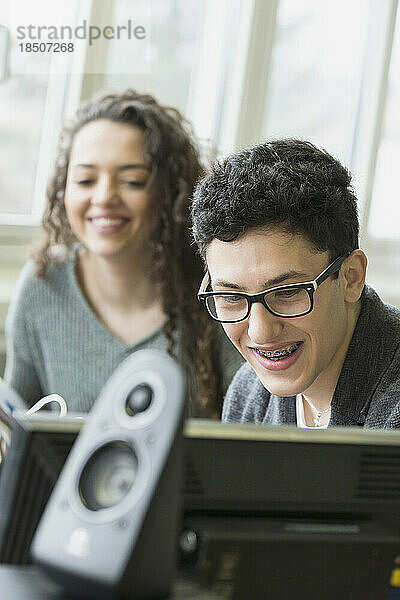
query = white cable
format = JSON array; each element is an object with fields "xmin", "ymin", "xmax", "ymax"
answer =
[{"xmin": 25, "ymin": 394, "xmax": 68, "ymax": 418}]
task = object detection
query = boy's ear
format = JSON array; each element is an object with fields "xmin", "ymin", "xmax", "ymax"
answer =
[{"xmin": 341, "ymin": 250, "xmax": 368, "ymax": 303}]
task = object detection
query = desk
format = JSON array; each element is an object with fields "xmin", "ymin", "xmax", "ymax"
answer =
[{"xmin": 0, "ymin": 566, "xmax": 221, "ymax": 600}]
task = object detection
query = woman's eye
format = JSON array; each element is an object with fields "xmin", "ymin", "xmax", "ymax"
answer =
[
  {"xmin": 122, "ymin": 180, "xmax": 146, "ymax": 188},
  {"xmin": 75, "ymin": 179, "xmax": 94, "ymax": 186}
]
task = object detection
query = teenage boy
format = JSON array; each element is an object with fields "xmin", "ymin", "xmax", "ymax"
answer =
[{"xmin": 192, "ymin": 140, "xmax": 400, "ymax": 428}]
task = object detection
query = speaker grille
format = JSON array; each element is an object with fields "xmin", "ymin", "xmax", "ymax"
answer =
[
  {"xmin": 183, "ymin": 455, "xmax": 204, "ymax": 496},
  {"xmin": 45, "ymin": 437, "xmax": 78, "ymax": 462},
  {"xmin": 357, "ymin": 451, "xmax": 400, "ymax": 500},
  {"xmin": 4, "ymin": 449, "xmax": 52, "ymax": 564},
  {"xmin": 1, "ymin": 431, "xmax": 76, "ymax": 564}
]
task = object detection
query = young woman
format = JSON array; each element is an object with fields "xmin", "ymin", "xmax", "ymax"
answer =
[{"xmin": 4, "ymin": 90, "xmax": 242, "ymax": 417}]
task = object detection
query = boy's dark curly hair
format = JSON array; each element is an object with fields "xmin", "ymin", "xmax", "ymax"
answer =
[
  {"xmin": 33, "ymin": 89, "xmax": 222, "ymax": 417},
  {"xmin": 192, "ymin": 139, "xmax": 359, "ymax": 262}
]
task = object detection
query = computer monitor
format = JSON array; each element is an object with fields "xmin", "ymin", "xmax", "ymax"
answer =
[
  {"xmin": 181, "ymin": 421, "xmax": 400, "ymax": 599},
  {"xmin": 1, "ymin": 413, "xmax": 400, "ymax": 599}
]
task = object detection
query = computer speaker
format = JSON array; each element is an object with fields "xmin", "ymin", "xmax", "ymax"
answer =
[{"xmin": 32, "ymin": 349, "xmax": 185, "ymax": 600}]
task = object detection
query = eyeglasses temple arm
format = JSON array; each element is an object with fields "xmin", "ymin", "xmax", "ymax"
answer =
[
  {"xmin": 314, "ymin": 252, "xmax": 350, "ymax": 287},
  {"xmin": 198, "ymin": 272, "xmax": 210, "ymax": 296}
]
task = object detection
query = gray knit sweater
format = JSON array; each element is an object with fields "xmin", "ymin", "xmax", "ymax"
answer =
[
  {"xmin": 4, "ymin": 253, "xmax": 243, "ymax": 414},
  {"xmin": 222, "ymin": 286, "xmax": 400, "ymax": 428}
]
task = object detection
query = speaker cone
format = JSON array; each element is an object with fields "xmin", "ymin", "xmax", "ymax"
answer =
[{"xmin": 79, "ymin": 441, "xmax": 138, "ymax": 511}]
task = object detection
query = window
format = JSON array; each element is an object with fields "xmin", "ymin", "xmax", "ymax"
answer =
[
  {"xmin": 0, "ymin": 72, "xmax": 49, "ymax": 218},
  {"xmin": 104, "ymin": 0, "xmax": 206, "ymax": 117},
  {"xmin": 368, "ymin": 6, "xmax": 400, "ymax": 240},
  {"xmin": 262, "ymin": 0, "xmax": 369, "ymax": 167},
  {"xmin": 0, "ymin": 1, "xmax": 81, "ymax": 224}
]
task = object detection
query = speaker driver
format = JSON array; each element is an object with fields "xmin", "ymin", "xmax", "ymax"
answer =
[{"xmin": 79, "ymin": 441, "xmax": 138, "ymax": 511}]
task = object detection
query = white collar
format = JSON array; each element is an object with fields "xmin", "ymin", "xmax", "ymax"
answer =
[{"xmin": 296, "ymin": 394, "xmax": 329, "ymax": 429}]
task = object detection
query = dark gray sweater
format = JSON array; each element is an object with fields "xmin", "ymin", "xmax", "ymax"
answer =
[{"xmin": 222, "ymin": 286, "xmax": 400, "ymax": 428}]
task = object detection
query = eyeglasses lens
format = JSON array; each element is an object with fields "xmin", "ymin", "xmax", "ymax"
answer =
[
  {"xmin": 265, "ymin": 288, "xmax": 311, "ymax": 317},
  {"xmin": 205, "ymin": 287, "xmax": 311, "ymax": 322},
  {"xmin": 205, "ymin": 294, "xmax": 248, "ymax": 322}
]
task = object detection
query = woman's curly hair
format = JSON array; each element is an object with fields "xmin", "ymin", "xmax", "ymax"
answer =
[{"xmin": 32, "ymin": 89, "xmax": 223, "ymax": 418}]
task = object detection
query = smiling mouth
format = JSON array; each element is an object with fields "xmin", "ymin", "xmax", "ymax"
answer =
[
  {"xmin": 89, "ymin": 217, "xmax": 129, "ymax": 226},
  {"xmin": 254, "ymin": 342, "xmax": 301, "ymax": 361}
]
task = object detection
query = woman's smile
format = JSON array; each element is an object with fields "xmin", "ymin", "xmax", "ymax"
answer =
[{"xmin": 86, "ymin": 213, "xmax": 131, "ymax": 234}]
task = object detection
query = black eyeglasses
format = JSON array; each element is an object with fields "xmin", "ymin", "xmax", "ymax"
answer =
[{"xmin": 198, "ymin": 253, "xmax": 350, "ymax": 323}]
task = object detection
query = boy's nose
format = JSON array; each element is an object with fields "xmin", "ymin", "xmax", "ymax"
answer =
[{"xmin": 246, "ymin": 302, "xmax": 284, "ymax": 345}]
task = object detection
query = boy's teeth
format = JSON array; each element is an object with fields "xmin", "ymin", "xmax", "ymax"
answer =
[{"xmin": 255, "ymin": 343, "xmax": 300, "ymax": 361}]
